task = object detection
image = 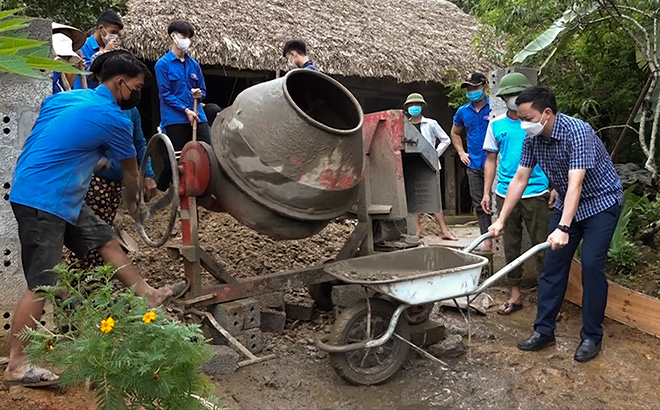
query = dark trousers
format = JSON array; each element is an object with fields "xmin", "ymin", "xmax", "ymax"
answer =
[
  {"xmin": 535, "ymin": 203, "xmax": 621, "ymax": 342},
  {"xmin": 156, "ymin": 122, "xmax": 212, "ymax": 190},
  {"xmin": 466, "ymin": 168, "xmax": 491, "ymax": 234},
  {"xmin": 497, "ymin": 194, "xmax": 550, "ymax": 284}
]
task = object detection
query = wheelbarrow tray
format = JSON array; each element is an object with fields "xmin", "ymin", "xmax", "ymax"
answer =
[{"xmin": 324, "ymin": 246, "xmax": 488, "ymax": 305}]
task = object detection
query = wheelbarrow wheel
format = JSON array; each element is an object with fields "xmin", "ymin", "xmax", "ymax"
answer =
[{"xmin": 329, "ymin": 298, "xmax": 410, "ymax": 385}]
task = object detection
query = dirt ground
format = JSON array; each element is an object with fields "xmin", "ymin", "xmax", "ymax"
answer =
[{"xmin": 1, "ymin": 212, "xmax": 660, "ymax": 409}]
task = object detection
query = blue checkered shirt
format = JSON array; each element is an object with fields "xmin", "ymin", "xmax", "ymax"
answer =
[{"xmin": 520, "ymin": 113, "xmax": 623, "ymax": 222}]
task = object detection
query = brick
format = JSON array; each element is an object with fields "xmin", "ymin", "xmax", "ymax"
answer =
[
  {"xmin": 211, "ymin": 301, "xmax": 244, "ymax": 335},
  {"xmin": 200, "ymin": 345, "xmax": 239, "ymax": 376},
  {"xmin": 236, "ymin": 328, "xmax": 263, "ymax": 354},
  {"xmin": 260, "ymin": 308, "xmax": 286, "ymax": 333},
  {"xmin": 331, "ymin": 285, "xmax": 374, "ymax": 308},
  {"xmin": 257, "ymin": 292, "xmax": 285, "ymax": 311},
  {"xmin": 285, "ymin": 296, "xmax": 315, "ymax": 321},
  {"xmin": 409, "ymin": 319, "xmax": 445, "ymax": 347},
  {"xmin": 236, "ymin": 298, "xmax": 261, "ymax": 329}
]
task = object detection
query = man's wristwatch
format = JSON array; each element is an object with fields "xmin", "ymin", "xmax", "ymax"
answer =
[{"xmin": 557, "ymin": 224, "xmax": 570, "ymax": 233}]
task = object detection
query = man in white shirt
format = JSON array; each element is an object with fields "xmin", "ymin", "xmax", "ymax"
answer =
[{"xmin": 404, "ymin": 93, "xmax": 455, "ymax": 240}]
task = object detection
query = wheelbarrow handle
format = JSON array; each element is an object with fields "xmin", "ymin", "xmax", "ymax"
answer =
[
  {"xmin": 470, "ymin": 241, "xmax": 551, "ymax": 296},
  {"xmin": 463, "ymin": 232, "xmax": 494, "ymax": 253}
]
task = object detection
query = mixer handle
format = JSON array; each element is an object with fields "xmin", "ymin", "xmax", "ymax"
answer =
[{"xmin": 136, "ymin": 133, "xmax": 180, "ymax": 248}]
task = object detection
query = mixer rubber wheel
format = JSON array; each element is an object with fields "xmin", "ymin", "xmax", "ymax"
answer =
[
  {"xmin": 404, "ymin": 303, "xmax": 434, "ymax": 325},
  {"xmin": 328, "ymin": 298, "xmax": 410, "ymax": 385}
]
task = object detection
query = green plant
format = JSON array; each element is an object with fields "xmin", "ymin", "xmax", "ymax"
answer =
[
  {"xmin": 2, "ymin": 0, "xmax": 127, "ymax": 32},
  {"xmin": 444, "ymin": 68, "xmax": 469, "ymax": 109},
  {"xmin": 607, "ymin": 187, "xmax": 642, "ymax": 274},
  {"xmin": 0, "ymin": 7, "xmax": 86, "ymax": 78},
  {"xmin": 20, "ymin": 265, "xmax": 223, "ymax": 410}
]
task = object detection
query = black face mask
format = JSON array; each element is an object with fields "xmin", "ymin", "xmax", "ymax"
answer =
[{"xmin": 119, "ymin": 81, "xmax": 142, "ymax": 110}]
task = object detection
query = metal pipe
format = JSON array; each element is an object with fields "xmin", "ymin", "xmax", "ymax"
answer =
[
  {"xmin": 460, "ymin": 242, "xmax": 551, "ymax": 298},
  {"xmin": 316, "ymin": 303, "xmax": 409, "ymax": 353},
  {"xmin": 463, "ymin": 232, "xmax": 493, "ymax": 253}
]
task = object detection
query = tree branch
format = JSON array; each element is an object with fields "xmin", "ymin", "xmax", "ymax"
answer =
[{"xmin": 597, "ymin": 124, "xmax": 641, "ymax": 137}]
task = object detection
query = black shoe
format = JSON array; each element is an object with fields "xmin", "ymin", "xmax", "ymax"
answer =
[
  {"xmin": 574, "ymin": 339, "xmax": 601, "ymax": 362},
  {"xmin": 517, "ymin": 331, "xmax": 556, "ymax": 351}
]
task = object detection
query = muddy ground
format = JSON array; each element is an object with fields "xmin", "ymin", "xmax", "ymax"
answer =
[{"xmin": 1, "ymin": 212, "xmax": 660, "ymax": 409}]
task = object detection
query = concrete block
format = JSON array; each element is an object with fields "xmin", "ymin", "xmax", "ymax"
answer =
[
  {"xmin": 285, "ymin": 295, "xmax": 315, "ymax": 321},
  {"xmin": 200, "ymin": 345, "xmax": 239, "ymax": 376},
  {"xmin": 331, "ymin": 284, "xmax": 374, "ymax": 308},
  {"xmin": 410, "ymin": 319, "xmax": 446, "ymax": 347},
  {"xmin": 260, "ymin": 308, "xmax": 286, "ymax": 333},
  {"xmin": 257, "ymin": 292, "xmax": 285, "ymax": 311},
  {"xmin": 211, "ymin": 301, "xmax": 244, "ymax": 335},
  {"xmin": 236, "ymin": 328, "xmax": 263, "ymax": 354},
  {"xmin": 236, "ymin": 298, "xmax": 260, "ymax": 329}
]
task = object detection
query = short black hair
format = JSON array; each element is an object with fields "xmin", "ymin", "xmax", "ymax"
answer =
[
  {"xmin": 282, "ymin": 40, "xmax": 307, "ymax": 57},
  {"xmin": 97, "ymin": 10, "xmax": 123, "ymax": 30},
  {"xmin": 515, "ymin": 86, "xmax": 557, "ymax": 114},
  {"xmin": 203, "ymin": 103, "xmax": 222, "ymax": 127},
  {"xmin": 168, "ymin": 20, "xmax": 195, "ymax": 37},
  {"xmin": 89, "ymin": 49, "xmax": 150, "ymax": 83}
]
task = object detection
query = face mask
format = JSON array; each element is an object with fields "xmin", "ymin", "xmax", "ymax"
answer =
[
  {"xmin": 520, "ymin": 113, "xmax": 547, "ymax": 137},
  {"xmin": 407, "ymin": 106, "xmax": 422, "ymax": 117},
  {"xmin": 505, "ymin": 96, "xmax": 518, "ymax": 111},
  {"xmin": 466, "ymin": 89, "xmax": 484, "ymax": 102},
  {"xmin": 102, "ymin": 28, "xmax": 118, "ymax": 45},
  {"xmin": 173, "ymin": 36, "xmax": 191, "ymax": 53},
  {"xmin": 119, "ymin": 81, "xmax": 142, "ymax": 110}
]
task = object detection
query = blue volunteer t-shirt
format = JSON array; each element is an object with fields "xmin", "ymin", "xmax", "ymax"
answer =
[
  {"xmin": 155, "ymin": 50, "xmax": 208, "ymax": 127},
  {"xmin": 10, "ymin": 85, "xmax": 136, "ymax": 224},
  {"xmin": 483, "ymin": 114, "xmax": 549, "ymax": 198},
  {"xmin": 453, "ymin": 99, "xmax": 491, "ymax": 170}
]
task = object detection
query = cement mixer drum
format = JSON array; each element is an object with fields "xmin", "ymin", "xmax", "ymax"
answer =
[{"xmin": 210, "ymin": 70, "xmax": 364, "ymax": 239}]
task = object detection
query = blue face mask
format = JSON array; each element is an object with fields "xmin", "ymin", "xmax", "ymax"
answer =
[
  {"xmin": 466, "ymin": 89, "xmax": 485, "ymax": 102},
  {"xmin": 407, "ymin": 106, "xmax": 422, "ymax": 117}
]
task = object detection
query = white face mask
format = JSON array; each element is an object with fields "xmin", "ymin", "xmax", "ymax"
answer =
[
  {"xmin": 173, "ymin": 35, "xmax": 191, "ymax": 53},
  {"xmin": 520, "ymin": 113, "xmax": 547, "ymax": 137},
  {"xmin": 505, "ymin": 96, "xmax": 518, "ymax": 111},
  {"xmin": 103, "ymin": 32, "xmax": 118, "ymax": 46}
]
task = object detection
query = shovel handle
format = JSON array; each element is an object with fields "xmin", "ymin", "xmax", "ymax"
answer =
[{"xmin": 192, "ymin": 98, "xmax": 199, "ymax": 142}]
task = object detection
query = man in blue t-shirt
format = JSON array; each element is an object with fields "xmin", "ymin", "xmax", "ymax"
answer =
[
  {"xmin": 451, "ymin": 72, "xmax": 493, "ymax": 251},
  {"xmin": 481, "ymin": 73, "xmax": 553, "ymax": 315},
  {"xmin": 5, "ymin": 52, "xmax": 186, "ymax": 387}
]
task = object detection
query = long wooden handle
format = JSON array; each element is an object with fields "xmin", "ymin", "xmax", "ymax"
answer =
[{"xmin": 192, "ymin": 98, "xmax": 199, "ymax": 142}]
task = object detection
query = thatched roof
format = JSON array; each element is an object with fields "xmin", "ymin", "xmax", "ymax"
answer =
[{"xmin": 122, "ymin": 0, "xmax": 494, "ymax": 84}]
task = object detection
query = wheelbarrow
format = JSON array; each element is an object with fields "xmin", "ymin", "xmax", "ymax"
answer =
[{"xmin": 316, "ymin": 233, "xmax": 550, "ymax": 385}]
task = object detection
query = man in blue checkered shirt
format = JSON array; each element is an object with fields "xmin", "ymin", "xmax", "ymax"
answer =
[{"xmin": 489, "ymin": 86, "xmax": 623, "ymax": 363}]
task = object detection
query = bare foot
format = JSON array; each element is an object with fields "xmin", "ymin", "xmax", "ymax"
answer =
[
  {"xmin": 4, "ymin": 364, "xmax": 59, "ymax": 387},
  {"xmin": 441, "ymin": 231, "xmax": 457, "ymax": 241}
]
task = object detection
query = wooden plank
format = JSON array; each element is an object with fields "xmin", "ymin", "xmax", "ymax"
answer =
[{"xmin": 565, "ymin": 259, "xmax": 660, "ymax": 338}]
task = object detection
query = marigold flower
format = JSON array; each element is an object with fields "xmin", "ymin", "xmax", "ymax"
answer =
[
  {"xmin": 100, "ymin": 317, "xmax": 115, "ymax": 333},
  {"xmin": 142, "ymin": 311, "xmax": 157, "ymax": 324}
]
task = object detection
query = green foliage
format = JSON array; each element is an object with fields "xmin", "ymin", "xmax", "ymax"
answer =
[
  {"xmin": 607, "ymin": 187, "xmax": 642, "ymax": 274},
  {"xmin": 0, "ymin": 7, "xmax": 86, "ymax": 78},
  {"xmin": 19, "ymin": 265, "xmax": 224, "ymax": 410},
  {"xmin": 444, "ymin": 68, "xmax": 469, "ymax": 109},
  {"xmin": 452, "ymin": 0, "xmax": 651, "ymax": 157},
  {"xmin": 2, "ymin": 0, "xmax": 127, "ymax": 32}
]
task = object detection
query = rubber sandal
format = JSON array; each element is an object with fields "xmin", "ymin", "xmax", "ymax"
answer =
[
  {"xmin": 497, "ymin": 301, "xmax": 523, "ymax": 315},
  {"xmin": 159, "ymin": 279, "xmax": 190, "ymax": 307},
  {"xmin": 4, "ymin": 366, "xmax": 59, "ymax": 388}
]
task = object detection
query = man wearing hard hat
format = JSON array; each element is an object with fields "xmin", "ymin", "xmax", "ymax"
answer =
[{"xmin": 481, "ymin": 72, "xmax": 554, "ymax": 315}]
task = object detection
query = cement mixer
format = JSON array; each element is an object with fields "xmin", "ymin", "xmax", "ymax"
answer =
[{"xmin": 135, "ymin": 69, "xmax": 448, "ymax": 382}]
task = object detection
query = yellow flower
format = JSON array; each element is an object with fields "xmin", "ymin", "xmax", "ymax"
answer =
[
  {"xmin": 100, "ymin": 317, "xmax": 115, "ymax": 333},
  {"xmin": 45, "ymin": 339, "xmax": 54, "ymax": 351},
  {"xmin": 142, "ymin": 311, "xmax": 157, "ymax": 324}
]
